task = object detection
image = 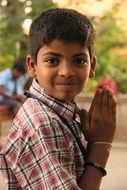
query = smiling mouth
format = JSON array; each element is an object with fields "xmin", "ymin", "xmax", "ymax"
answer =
[{"xmin": 55, "ymin": 83, "xmax": 78, "ymax": 90}]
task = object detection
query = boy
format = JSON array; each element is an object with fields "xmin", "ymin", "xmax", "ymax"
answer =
[{"xmin": 0, "ymin": 8, "xmax": 116, "ymax": 189}]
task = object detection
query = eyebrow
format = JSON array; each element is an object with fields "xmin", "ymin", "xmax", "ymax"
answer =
[
  {"xmin": 43, "ymin": 52, "xmax": 62, "ymax": 57},
  {"xmin": 43, "ymin": 52, "xmax": 88, "ymax": 58},
  {"xmin": 72, "ymin": 53, "xmax": 88, "ymax": 58}
]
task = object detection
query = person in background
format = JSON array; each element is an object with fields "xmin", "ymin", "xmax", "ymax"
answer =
[
  {"xmin": 0, "ymin": 58, "xmax": 27, "ymax": 114},
  {"xmin": 0, "ymin": 8, "xmax": 116, "ymax": 190}
]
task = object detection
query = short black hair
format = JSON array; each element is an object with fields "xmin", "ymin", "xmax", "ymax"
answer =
[
  {"xmin": 12, "ymin": 58, "xmax": 26, "ymax": 74},
  {"xmin": 28, "ymin": 8, "xmax": 95, "ymax": 61}
]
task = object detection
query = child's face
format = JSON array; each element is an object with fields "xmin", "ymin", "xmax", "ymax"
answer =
[{"xmin": 27, "ymin": 39, "xmax": 96, "ymax": 101}]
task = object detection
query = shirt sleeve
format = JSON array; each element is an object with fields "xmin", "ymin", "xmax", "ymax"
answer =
[
  {"xmin": 16, "ymin": 75, "xmax": 28, "ymax": 94},
  {"xmin": 3, "ymin": 118, "xmax": 82, "ymax": 190},
  {"xmin": 0, "ymin": 74, "xmax": 6, "ymax": 86},
  {"xmin": 0, "ymin": 154, "xmax": 21, "ymax": 190}
]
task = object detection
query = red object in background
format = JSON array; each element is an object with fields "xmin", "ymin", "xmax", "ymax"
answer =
[{"xmin": 96, "ymin": 78, "xmax": 118, "ymax": 96}]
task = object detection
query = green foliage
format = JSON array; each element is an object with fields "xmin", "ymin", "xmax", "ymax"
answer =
[
  {"xmin": 0, "ymin": 0, "xmax": 57, "ymax": 69},
  {"xmin": 86, "ymin": 9, "xmax": 127, "ymax": 93},
  {"xmin": 0, "ymin": 54, "xmax": 14, "ymax": 71},
  {"xmin": 0, "ymin": 2, "xmax": 127, "ymax": 93},
  {"xmin": 0, "ymin": 0, "xmax": 26, "ymax": 62},
  {"xmin": 85, "ymin": 79, "xmax": 98, "ymax": 93},
  {"xmin": 111, "ymin": 54, "xmax": 127, "ymax": 93},
  {"xmin": 94, "ymin": 11, "xmax": 126, "ymax": 79},
  {"xmin": 29, "ymin": 0, "xmax": 56, "ymax": 19}
]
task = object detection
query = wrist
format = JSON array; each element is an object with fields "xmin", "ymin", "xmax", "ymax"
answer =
[
  {"xmin": 84, "ymin": 161, "xmax": 107, "ymax": 177},
  {"xmin": 86, "ymin": 143, "xmax": 111, "ymax": 167},
  {"xmin": 93, "ymin": 141, "xmax": 112, "ymax": 146},
  {"xmin": 87, "ymin": 142, "xmax": 112, "ymax": 153}
]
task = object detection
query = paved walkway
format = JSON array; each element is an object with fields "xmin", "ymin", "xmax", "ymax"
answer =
[{"xmin": 101, "ymin": 142, "xmax": 127, "ymax": 190}]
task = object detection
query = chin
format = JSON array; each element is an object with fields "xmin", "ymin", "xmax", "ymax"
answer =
[{"xmin": 55, "ymin": 94, "xmax": 76, "ymax": 102}]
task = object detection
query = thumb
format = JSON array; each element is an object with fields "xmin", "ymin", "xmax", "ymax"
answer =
[{"xmin": 79, "ymin": 109, "xmax": 89, "ymax": 134}]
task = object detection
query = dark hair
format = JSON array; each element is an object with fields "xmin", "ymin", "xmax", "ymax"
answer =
[
  {"xmin": 12, "ymin": 58, "xmax": 26, "ymax": 74},
  {"xmin": 28, "ymin": 8, "xmax": 95, "ymax": 61}
]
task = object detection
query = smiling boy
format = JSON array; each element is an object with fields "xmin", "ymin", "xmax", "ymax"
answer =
[
  {"xmin": 28, "ymin": 40, "xmax": 95, "ymax": 101},
  {"xmin": 0, "ymin": 8, "xmax": 116, "ymax": 190}
]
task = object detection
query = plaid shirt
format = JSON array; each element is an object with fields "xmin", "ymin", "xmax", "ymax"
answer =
[{"xmin": 0, "ymin": 79, "xmax": 86, "ymax": 190}]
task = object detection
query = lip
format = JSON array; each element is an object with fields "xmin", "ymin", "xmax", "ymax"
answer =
[{"xmin": 55, "ymin": 83, "xmax": 78, "ymax": 90}]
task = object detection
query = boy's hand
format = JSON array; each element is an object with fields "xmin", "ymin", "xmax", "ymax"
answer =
[{"xmin": 80, "ymin": 86, "xmax": 116, "ymax": 143}]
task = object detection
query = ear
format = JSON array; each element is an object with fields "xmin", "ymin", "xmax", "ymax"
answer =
[
  {"xmin": 89, "ymin": 56, "xmax": 96, "ymax": 78},
  {"xmin": 26, "ymin": 55, "xmax": 37, "ymax": 78}
]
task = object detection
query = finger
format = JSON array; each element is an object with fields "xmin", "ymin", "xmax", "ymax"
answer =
[
  {"xmin": 112, "ymin": 96, "xmax": 117, "ymax": 123},
  {"xmin": 89, "ymin": 88, "xmax": 102, "ymax": 115},
  {"xmin": 80, "ymin": 109, "xmax": 89, "ymax": 133},
  {"xmin": 83, "ymin": 112, "xmax": 90, "ymax": 132},
  {"xmin": 107, "ymin": 88, "xmax": 116, "ymax": 120},
  {"xmin": 79, "ymin": 109, "xmax": 88, "ymax": 123},
  {"xmin": 108, "ymin": 91, "xmax": 113, "ymax": 117},
  {"xmin": 101, "ymin": 86, "xmax": 109, "ymax": 114}
]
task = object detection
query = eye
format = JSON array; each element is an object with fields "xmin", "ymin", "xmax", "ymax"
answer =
[
  {"xmin": 45, "ymin": 57, "xmax": 59, "ymax": 66},
  {"xmin": 74, "ymin": 57, "xmax": 88, "ymax": 66}
]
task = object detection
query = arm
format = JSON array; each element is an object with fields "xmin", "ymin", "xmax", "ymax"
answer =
[
  {"xmin": 0, "ymin": 154, "xmax": 22, "ymax": 190},
  {"xmin": 0, "ymin": 119, "xmax": 82, "ymax": 190},
  {"xmin": 78, "ymin": 86, "xmax": 116, "ymax": 190},
  {"xmin": 12, "ymin": 131, "xmax": 82, "ymax": 189},
  {"xmin": 0, "ymin": 85, "xmax": 25, "ymax": 101}
]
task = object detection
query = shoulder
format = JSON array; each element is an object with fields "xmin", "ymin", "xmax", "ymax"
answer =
[
  {"xmin": 0, "ymin": 98, "xmax": 56, "ymax": 159},
  {"xmin": 14, "ymin": 98, "xmax": 57, "ymax": 136},
  {"xmin": 17, "ymin": 74, "xmax": 28, "ymax": 85},
  {"xmin": 0, "ymin": 69, "xmax": 12, "ymax": 83},
  {"xmin": 0, "ymin": 98, "xmax": 60, "ymax": 172},
  {"xmin": 0, "ymin": 69, "xmax": 12, "ymax": 85},
  {"xmin": 0, "ymin": 68, "xmax": 11, "ymax": 77}
]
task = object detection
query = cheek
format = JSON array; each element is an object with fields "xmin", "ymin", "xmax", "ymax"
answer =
[
  {"xmin": 36, "ymin": 69, "xmax": 53, "ymax": 83},
  {"xmin": 78, "ymin": 69, "xmax": 90, "ymax": 82}
]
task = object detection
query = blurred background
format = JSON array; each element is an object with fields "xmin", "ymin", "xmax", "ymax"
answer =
[
  {"xmin": 0, "ymin": 0, "xmax": 127, "ymax": 93},
  {"xmin": 0, "ymin": 0, "xmax": 127, "ymax": 190}
]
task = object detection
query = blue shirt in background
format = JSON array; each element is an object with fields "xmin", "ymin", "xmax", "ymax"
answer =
[{"xmin": 0, "ymin": 68, "xmax": 27, "ymax": 102}]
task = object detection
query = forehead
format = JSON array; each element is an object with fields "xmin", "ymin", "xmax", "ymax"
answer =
[{"xmin": 38, "ymin": 39, "xmax": 90, "ymax": 57}]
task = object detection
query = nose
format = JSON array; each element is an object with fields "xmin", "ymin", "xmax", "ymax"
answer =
[{"xmin": 58, "ymin": 62, "xmax": 75, "ymax": 77}]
